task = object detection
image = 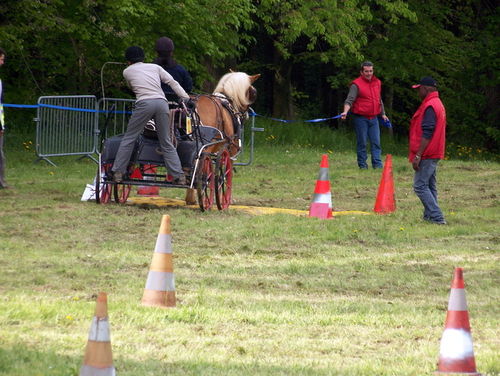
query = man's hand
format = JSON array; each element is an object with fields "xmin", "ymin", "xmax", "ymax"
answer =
[
  {"xmin": 181, "ymin": 97, "xmax": 195, "ymax": 110},
  {"xmin": 381, "ymin": 115, "xmax": 389, "ymax": 122},
  {"xmin": 0, "ymin": 130, "xmax": 4, "ymax": 137},
  {"xmin": 412, "ymin": 155, "xmax": 421, "ymax": 171},
  {"xmin": 340, "ymin": 112, "xmax": 348, "ymax": 120}
]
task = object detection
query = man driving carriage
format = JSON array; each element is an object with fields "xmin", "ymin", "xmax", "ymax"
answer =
[{"xmin": 111, "ymin": 46, "xmax": 194, "ymax": 185}]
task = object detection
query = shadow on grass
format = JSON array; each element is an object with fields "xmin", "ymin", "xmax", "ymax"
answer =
[{"xmin": 0, "ymin": 343, "xmax": 364, "ymax": 376}]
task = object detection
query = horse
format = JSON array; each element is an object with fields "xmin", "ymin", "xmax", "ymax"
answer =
[
  {"xmin": 184, "ymin": 71, "xmax": 260, "ymax": 205},
  {"xmin": 193, "ymin": 71, "xmax": 260, "ymax": 156}
]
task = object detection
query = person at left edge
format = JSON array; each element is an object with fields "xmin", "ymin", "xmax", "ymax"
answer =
[
  {"xmin": 0, "ymin": 47, "xmax": 8, "ymax": 189},
  {"xmin": 111, "ymin": 46, "xmax": 190, "ymax": 185}
]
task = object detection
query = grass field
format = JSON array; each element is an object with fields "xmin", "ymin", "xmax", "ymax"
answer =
[{"xmin": 0, "ymin": 125, "xmax": 499, "ymax": 375}]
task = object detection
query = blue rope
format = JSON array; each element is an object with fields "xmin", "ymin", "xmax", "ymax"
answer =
[
  {"xmin": 249, "ymin": 110, "xmax": 341, "ymax": 124},
  {"xmin": 3, "ymin": 103, "xmax": 132, "ymax": 114},
  {"xmin": 5, "ymin": 103, "xmax": 390, "ymax": 126}
]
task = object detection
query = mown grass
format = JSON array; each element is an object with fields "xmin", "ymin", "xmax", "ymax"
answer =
[{"xmin": 0, "ymin": 121, "xmax": 499, "ymax": 376}]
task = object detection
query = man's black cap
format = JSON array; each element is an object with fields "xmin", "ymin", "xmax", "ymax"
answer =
[
  {"xmin": 412, "ymin": 76, "xmax": 437, "ymax": 88},
  {"xmin": 125, "ymin": 46, "xmax": 145, "ymax": 63}
]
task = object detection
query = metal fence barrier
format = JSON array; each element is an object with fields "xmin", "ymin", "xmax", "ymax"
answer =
[
  {"xmin": 34, "ymin": 95, "xmax": 98, "ymax": 166},
  {"xmin": 97, "ymin": 97, "xmax": 135, "ymax": 140},
  {"xmin": 33, "ymin": 96, "xmax": 263, "ymax": 167}
]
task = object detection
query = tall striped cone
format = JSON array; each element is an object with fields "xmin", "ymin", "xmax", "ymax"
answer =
[
  {"xmin": 141, "ymin": 215, "xmax": 176, "ymax": 308},
  {"xmin": 137, "ymin": 164, "xmax": 160, "ymax": 196},
  {"xmin": 80, "ymin": 292, "xmax": 116, "ymax": 376},
  {"xmin": 308, "ymin": 154, "xmax": 333, "ymax": 219},
  {"xmin": 436, "ymin": 268, "xmax": 481, "ymax": 375},
  {"xmin": 373, "ymin": 154, "xmax": 396, "ymax": 214}
]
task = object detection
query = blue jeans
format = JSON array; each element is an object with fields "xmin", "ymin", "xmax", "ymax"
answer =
[
  {"xmin": 413, "ymin": 159, "xmax": 445, "ymax": 223},
  {"xmin": 353, "ymin": 115, "xmax": 382, "ymax": 168}
]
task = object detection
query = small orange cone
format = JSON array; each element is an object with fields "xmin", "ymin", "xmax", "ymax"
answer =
[
  {"xmin": 436, "ymin": 268, "xmax": 481, "ymax": 375},
  {"xmin": 373, "ymin": 154, "xmax": 396, "ymax": 214},
  {"xmin": 141, "ymin": 215, "xmax": 176, "ymax": 308},
  {"xmin": 137, "ymin": 164, "xmax": 159, "ymax": 196},
  {"xmin": 80, "ymin": 292, "xmax": 116, "ymax": 376},
  {"xmin": 308, "ymin": 154, "xmax": 333, "ymax": 219}
]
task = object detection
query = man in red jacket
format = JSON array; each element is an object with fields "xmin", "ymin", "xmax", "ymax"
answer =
[
  {"xmin": 341, "ymin": 61, "xmax": 389, "ymax": 169},
  {"xmin": 409, "ymin": 77, "xmax": 447, "ymax": 224}
]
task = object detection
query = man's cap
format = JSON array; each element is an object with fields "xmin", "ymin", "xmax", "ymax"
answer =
[
  {"xmin": 412, "ymin": 76, "xmax": 437, "ymax": 88},
  {"xmin": 125, "ymin": 46, "xmax": 145, "ymax": 62}
]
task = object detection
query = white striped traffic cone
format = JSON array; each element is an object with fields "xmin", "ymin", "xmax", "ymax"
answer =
[
  {"xmin": 80, "ymin": 292, "xmax": 116, "ymax": 376},
  {"xmin": 137, "ymin": 164, "xmax": 160, "ymax": 196},
  {"xmin": 308, "ymin": 154, "xmax": 333, "ymax": 219},
  {"xmin": 141, "ymin": 215, "xmax": 176, "ymax": 308},
  {"xmin": 436, "ymin": 267, "xmax": 481, "ymax": 375}
]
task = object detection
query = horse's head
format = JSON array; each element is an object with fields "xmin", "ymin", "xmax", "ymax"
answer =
[{"xmin": 213, "ymin": 72, "xmax": 260, "ymax": 112}]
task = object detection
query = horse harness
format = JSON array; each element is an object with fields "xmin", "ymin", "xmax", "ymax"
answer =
[{"xmin": 196, "ymin": 92, "xmax": 247, "ymax": 141}]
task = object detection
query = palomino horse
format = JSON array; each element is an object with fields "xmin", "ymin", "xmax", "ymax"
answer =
[
  {"xmin": 184, "ymin": 71, "xmax": 260, "ymax": 205},
  {"xmin": 193, "ymin": 71, "xmax": 260, "ymax": 156}
]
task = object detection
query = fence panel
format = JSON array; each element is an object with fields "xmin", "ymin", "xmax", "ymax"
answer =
[
  {"xmin": 35, "ymin": 95, "xmax": 97, "ymax": 166},
  {"xmin": 97, "ymin": 98, "xmax": 135, "ymax": 141}
]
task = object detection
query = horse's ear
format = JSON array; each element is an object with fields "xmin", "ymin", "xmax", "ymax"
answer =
[
  {"xmin": 249, "ymin": 74, "xmax": 261, "ymax": 84},
  {"xmin": 229, "ymin": 68, "xmax": 235, "ymax": 73}
]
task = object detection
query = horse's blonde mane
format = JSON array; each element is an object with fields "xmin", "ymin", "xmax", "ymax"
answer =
[{"xmin": 213, "ymin": 72, "xmax": 252, "ymax": 112}]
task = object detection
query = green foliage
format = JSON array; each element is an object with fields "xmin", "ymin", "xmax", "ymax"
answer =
[{"xmin": 0, "ymin": 0, "xmax": 497, "ymax": 151}]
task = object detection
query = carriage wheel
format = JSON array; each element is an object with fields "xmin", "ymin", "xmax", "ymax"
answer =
[
  {"xmin": 113, "ymin": 182, "xmax": 132, "ymax": 204},
  {"xmin": 196, "ymin": 153, "xmax": 215, "ymax": 212},
  {"xmin": 113, "ymin": 166, "xmax": 134, "ymax": 203},
  {"xmin": 215, "ymin": 148, "xmax": 233, "ymax": 210},
  {"xmin": 95, "ymin": 163, "xmax": 112, "ymax": 204}
]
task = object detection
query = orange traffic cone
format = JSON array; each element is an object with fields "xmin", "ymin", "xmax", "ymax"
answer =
[
  {"xmin": 436, "ymin": 268, "xmax": 480, "ymax": 375},
  {"xmin": 142, "ymin": 215, "xmax": 176, "ymax": 308},
  {"xmin": 80, "ymin": 292, "xmax": 116, "ymax": 376},
  {"xmin": 137, "ymin": 164, "xmax": 160, "ymax": 196},
  {"xmin": 308, "ymin": 154, "xmax": 333, "ymax": 219},
  {"xmin": 373, "ymin": 154, "xmax": 396, "ymax": 214}
]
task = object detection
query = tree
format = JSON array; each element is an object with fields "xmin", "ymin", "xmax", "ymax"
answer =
[{"xmin": 248, "ymin": 0, "xmax": 415, "ymax": 118}]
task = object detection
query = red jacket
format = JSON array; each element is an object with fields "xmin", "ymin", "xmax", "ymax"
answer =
[
  {"xmin": 409, "ymin": 91, "xmax": 446, "ymax": 161},
  {"xmin": 351, "ymin": 76, "xmax": 382, "ymax": 117}
]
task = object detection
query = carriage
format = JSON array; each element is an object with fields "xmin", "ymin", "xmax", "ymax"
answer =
[{"xmin": 95, "ymin": 72, "xmax": 260, "ymax": 211}]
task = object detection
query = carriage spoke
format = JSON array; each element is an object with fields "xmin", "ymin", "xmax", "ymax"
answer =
[
  {"xmin": 196, "ymin": 153, "xmax": 215, "ymax": 211},
  {"xmin": 215, "ymin": 148, "xmax": 233, "ymax": 210},
  {"xmin": 96, "ymin": 163, "xmax": 113, "ymax": 204}
]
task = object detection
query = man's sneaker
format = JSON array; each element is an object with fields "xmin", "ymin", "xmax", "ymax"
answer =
[
  {"xmin": 112, "ymin": 171, "xmax": 123, "ymax": 183},
  {"xmin": 173, "ymin": 174, "xmax": 187, "ymax": 185},
  {"xmin": 425, "ymin": 217, "xmax": 447, "ymax": 225}
]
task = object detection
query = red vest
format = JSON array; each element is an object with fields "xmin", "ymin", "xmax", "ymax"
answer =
[
  {"xmin": 351, "ymin": 76, "xmax": 382, "ymax": 117},
  {"xmin": 408, "ymin": 91, "xmax": 446, "ymax": 161}
]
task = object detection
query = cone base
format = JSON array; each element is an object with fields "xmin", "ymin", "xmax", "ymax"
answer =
[
  {"xmin": 309, "ymin": 203, "xmax": 333, "ymax": 219},
  {"xmin": 80, "ymin": 365, "xmax": 116, "ymax": 376},
  {"xmin": 137, "ymin": 187, "xmax": 160, "ymax": 196},
  {"xmin": 142, "ymin": 290, "xmax": 176, "ymax": 308},
  {"xmin": 83, "ymin": 341, "xmax": 113, "ymax": 368},
  {"xmin": 435, "ymin": 372, "xmax": 481, "ymax": 375},
  {"xmin": 437, "ymin": 356, "xmax": 479, "ymax": 376}
]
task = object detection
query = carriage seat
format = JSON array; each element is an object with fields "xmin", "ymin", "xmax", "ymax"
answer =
[{"xmin": 101, "ymin": 134, "xmax": 197, "ymax": 169}]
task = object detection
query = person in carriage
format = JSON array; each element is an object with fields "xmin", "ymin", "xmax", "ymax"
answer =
[
  {"xmin": 111, "ymin": 46, "xmax": 194, "ymax": 185},
  {"xmin": 153, "ymin": 37, "xmax": 193, "ymax": 104}
]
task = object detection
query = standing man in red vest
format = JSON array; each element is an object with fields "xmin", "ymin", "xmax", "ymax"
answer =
[
  {"xmin": 341, "ymin": 61, "xmax": 389, "ymax": 169},
  {"xmin": 409, "ymin": 77, "xmax": 447, "ymax": 225}
]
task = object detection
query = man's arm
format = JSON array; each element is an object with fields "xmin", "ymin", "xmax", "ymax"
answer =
[
  {"xmin": 340, "ymin": 84, "xmax": 358, "ymax": 120},
  {"xmin": 412, "ymin": 106, "xmax": 436, "ymax": 171},
  {"xmin": 159, "ymin": 68, "xmax": 189, "ymax": 100}
]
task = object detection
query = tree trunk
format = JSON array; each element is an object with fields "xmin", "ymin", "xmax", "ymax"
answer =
[{"xmin": 272, "ymin": 46, "xmax": 293, "ymax": 119}]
